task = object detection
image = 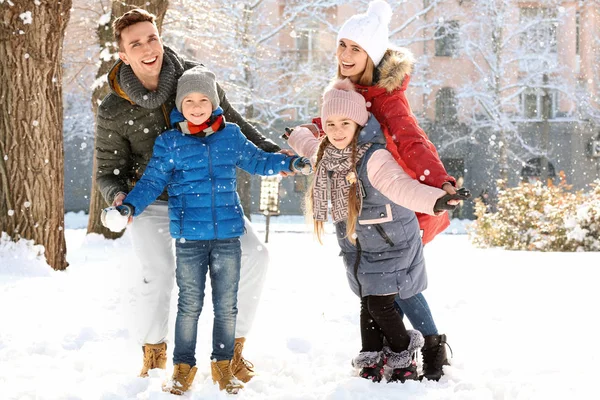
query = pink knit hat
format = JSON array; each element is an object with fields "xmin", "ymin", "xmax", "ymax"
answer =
[{"xmin": 321, "ymin": 79, "xmax": 369, "ymax": 127}]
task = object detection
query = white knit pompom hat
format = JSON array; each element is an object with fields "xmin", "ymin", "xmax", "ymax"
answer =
[
  {"xmin": 321, "ymin": 79, "xmax": 369, "ymax": 127},
  {"xmin": 336, "ymin": 0, "xmax": 393, "ymax": 66}
]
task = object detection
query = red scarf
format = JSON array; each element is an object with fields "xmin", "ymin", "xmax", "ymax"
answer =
[{"xmin": 178, "ymin": 114, "xmax": 225, "ymax": 137}]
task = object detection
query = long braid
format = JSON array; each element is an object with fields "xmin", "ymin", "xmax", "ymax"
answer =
[
  {"xmin": 346, "ymin": 128, "xmax": 361, "ymax": 244},
  {"xmin": 305, "ymin": 136, "xmax": 331, "ymax": 244}
]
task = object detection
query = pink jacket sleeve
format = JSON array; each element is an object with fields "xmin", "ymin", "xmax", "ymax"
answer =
[
  {"xmin": 367, "ymin": 149, "xmax": 446, "ymax": 216},
  {"xmin": 287, "ymin": 126, "xmax": 320, "ymax": 161}
]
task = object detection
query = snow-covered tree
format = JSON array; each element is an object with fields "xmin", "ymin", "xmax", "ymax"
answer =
[{"xmin": 438, "ymin": 0, "xmax": 580, "ymax": 185}]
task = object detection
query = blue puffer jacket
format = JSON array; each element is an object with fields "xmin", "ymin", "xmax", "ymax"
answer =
[
  {"xmin": 335, "ymin": 115, "xmax": 427, "ymax": 298},
  {"xmin": 124, "ymin": 107, "xmax": 293, "ymax": 240}
]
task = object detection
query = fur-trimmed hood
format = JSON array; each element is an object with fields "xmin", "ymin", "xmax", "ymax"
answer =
[{"xmin": 375, "ymin": 47, "xmax": 415, "ymax": 93}]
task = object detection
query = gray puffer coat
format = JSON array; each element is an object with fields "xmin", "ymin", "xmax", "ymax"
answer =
[
  {"xmin": 336, "ymin": 118, "xmax": 427, "ymax": 299},
  {"xmin": 95, "ymin": 46, "xmax": 280, "ymax": 205}
]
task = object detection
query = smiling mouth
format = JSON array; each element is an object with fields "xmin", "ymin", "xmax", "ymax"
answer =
[
  {"xmin": 142, "ymin": 57, "xmax": 158, "ymax": 65},
  {"xmin": 341, "ymin": 62, "xmax": 355, "ymax": 68},
  {"xmin": 333, "ymin": 137, "xmax": 347, "ymax": 142}
]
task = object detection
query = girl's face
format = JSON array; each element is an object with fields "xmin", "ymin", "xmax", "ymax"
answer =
[
  {"xmin": 325, "ymin": 115, "xmax": 358, "ymax": 149},
  {"xmin": 336, "ymin": 39, "xmax": 368, "ymax": 83}
]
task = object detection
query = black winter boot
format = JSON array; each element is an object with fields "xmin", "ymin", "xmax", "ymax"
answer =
[
  {"xmin": 421, "ymin": 334, "xmax": 451, "ymax": 381},
  {"xmin": 352, "ymin": 351, "xmax": 385, "ymax": 383},
  {"xmin": 385, "ymin": 330, "xmax": 423, "ymax": 383}
]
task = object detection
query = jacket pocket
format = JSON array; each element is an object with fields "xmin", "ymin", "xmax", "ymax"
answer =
[
  {"xmin": 360, "ymin": 246, "xmax": 410, "ymax": 273},
  {"xmin": 358, "ymin": 203, "xmax": 393, "ymax": 225}
]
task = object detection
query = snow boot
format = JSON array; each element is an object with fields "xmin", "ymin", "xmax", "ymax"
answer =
[
  {"xmin": 139, "ymin": 342, "xmax": 167, "ymax": 377},
  {"xmin": 386, "ymin": 330, "xmax": 424, "ymax": 383},
  {"xmin": 231, "ymin": 337, "xmax": 256, "ymax": 383},
  {"xmin": 163, "ymin": 363, "xmax": 198, "ymax": 395},
  {"xmin": 211, "ymin": 359, "xmax": 244, "ymax": 394},
  {"xmin": 352, "ymin": 351, "xmax": 385, "ymax": 383},
  {"xmin": 421, "ymin": 333, "xmax": 451, "ymax": 381}
]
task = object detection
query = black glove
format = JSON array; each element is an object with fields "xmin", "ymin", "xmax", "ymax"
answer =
[
  {"xmin": 281, "ymin": 127, "xmax": 293, "ymax": 141},
  {"xmin": 117, "ymin": 203, "xmax": 134, "ymax": 217},
  {"xmin": 433, "ymin": 187, "xmax": 471, "ymax": 213}
]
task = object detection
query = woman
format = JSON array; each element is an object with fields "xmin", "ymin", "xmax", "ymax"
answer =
[{"xmin": 322, "ymin": 0, "xmax": 457, "ymax": 381}]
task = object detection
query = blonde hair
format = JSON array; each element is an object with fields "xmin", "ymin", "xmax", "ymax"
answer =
[
  {"xmin": 336, "ymin": 56, "xmax": 376, "ymax": 86},
  {"xmin": 305, "ymin": 127, "xmax": 362, "ymax": 244}
]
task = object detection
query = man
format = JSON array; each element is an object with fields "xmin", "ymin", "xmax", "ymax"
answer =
[{"xmin": 95, "ymin": 9, "xmax": 281, "ymax": 381}]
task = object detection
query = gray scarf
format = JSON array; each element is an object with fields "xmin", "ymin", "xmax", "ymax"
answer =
[{"xmin": 118, "ymin": 46, "xmax": 186, "ymax": 109}]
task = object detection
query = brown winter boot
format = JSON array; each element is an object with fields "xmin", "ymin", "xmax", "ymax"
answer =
[
  {"xmin": 163, "ymin": 363, "xmax": 198, "ymax": 395},
  {"xmin": 231, "ymin": 337, "xmax": 256, "ymax": 383},
  {"xmin": 139, "ymin": 342, "xmax": 167, "ymax": 377},
  {"xmin": 211, "ymin": 359, "xmax": 244, "ymax": 394}
]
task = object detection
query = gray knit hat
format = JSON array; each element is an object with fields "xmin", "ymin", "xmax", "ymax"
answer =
[{"xmin": 176, "ymin": 66, "xmax": 219, "ymax": 112}]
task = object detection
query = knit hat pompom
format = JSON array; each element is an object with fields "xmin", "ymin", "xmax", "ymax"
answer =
[
  {"xmin": 321, "ymin": 78, "xmax": 369, "ymax": 127},
  {"xmin": 367, "ymin": 0, "xmax": 392, "ymax": 26},
  {"xmin": 337, "ymin": 0, "xmax": 393, "ymax": 66}
]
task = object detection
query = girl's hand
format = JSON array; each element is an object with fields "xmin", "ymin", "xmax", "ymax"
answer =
[
  {"xmin": 442, "ymin": 182, "xmax": 458, "ymax": 205},
  {"xmin": 278, "ymin": 149, "xmax": 297, "ymax": 177}
]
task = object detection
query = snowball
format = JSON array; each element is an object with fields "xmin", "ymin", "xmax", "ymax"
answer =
[{"xmin": 103, "ymin": 208, "xmax": 128, "ymax": 232}]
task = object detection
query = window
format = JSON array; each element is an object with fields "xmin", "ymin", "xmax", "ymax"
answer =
[
  {"xmin": 520, "ymin": 8, "xmax": 557, "ymax": 55},
  {"xmin": 521, "ymin": 89, "xmax": 557, "ymax": 119},
  {"xmin": 435, "ymin": 87, "xmax": 458, "ymax": 124},
  {"xmin": 294, "ymin": 27, "xmax": 318, "ymax": 63},
  {"xmin": 435, "ymin": 20, "xmax": 460, "ymax": 57}
]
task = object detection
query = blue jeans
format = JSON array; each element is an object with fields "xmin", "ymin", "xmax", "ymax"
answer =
[
  {"xmin": 173, "ymin": 238, "xmax": 241, "ymax": 367},
  {"xmin": 394, "ymin": 293, "xmax": 439, "ymax": 337}
]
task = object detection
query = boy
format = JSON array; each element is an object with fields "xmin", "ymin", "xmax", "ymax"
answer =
[{"xmin": 103, "ymin": 66, "xmax": 310, "ymax": 395}]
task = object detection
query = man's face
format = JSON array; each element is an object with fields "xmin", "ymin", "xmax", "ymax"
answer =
[
  {"xmin": 118, "ymin": 21, "xmax": 164, "ymax": 84},
  {"xmin": 181, "ymin": 93, "xmax": 213, "ymax": 125}
]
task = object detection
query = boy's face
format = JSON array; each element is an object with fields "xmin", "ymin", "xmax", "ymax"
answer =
[
  {"xmin": 324, "ymin": 115, "xmax": 358, "ymax": 149},
  {"xmin": 181, "ymin": 93, "xmax": 213, "ymax": 125},
  {"xmin": 118, "ymin": 21, "xmax": 164, "ymax": 85}
]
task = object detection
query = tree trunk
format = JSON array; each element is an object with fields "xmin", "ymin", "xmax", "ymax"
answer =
[
  {"xmin": 0, "ymin": 1, "xmax": 72, "ymax": 270},
  {"xmin": 87, "ymin": 0, "xmax": 169, "ymax": 237},
  {"xmin": 236, "ymin": 3, "xmax": 254, "ymax": 220}
]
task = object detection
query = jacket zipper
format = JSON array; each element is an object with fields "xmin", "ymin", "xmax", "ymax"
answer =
[
  {"xmin": 180, "ymin": 196, "xmax": 185, "ymax": 236},
  {"xmin": 374, "ymin": 224, "xmax": 395, "ymax": 247},
  {"xmin": 161, "ymin": 104, "xmax": 170, "ymax": 129},
  {"xmin": 207, "ymin": 144, "xmax": 218, "ymax": 238},
  {"xmin": 353, "ymin": 239, "xmax": 363, "ymax": 297}
]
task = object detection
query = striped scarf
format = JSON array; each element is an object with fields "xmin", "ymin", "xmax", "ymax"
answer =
[
  {"xmin": 313, "ymin": 142, "xmax": 372, "ymax": 223},
  {"xmin": 177, "ymin": 109, "xmax": 225, "ymax": 137}
]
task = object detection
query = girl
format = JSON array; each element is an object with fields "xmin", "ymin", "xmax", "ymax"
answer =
[
  {"xmin": 328, "ymin": 0, "xmax": 459, "ymax": 381},
  {"xmin": 287, "ymin": 79, "xmax": 469, "ymax": 383}
]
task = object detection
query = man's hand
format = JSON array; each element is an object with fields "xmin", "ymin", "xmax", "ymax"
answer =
[
  {"xmin": 278, "ymin": 149, "xmax": 297, "ymax": 177},
  {"xmin": 112, "ymin": 192, "xmax": 127, "ymax": 207}
]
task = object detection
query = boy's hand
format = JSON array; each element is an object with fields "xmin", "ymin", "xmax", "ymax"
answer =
[
  {"xmin": 433, "ymin": 188, "xmax": 471, "ymax": 213},
  {"xmin": 290, "ymin": 156, "xmax": 313, "ymax": 175},
  {"xmin": 278, "ymin": 149, "xmax": 296, "ymax": 177}
]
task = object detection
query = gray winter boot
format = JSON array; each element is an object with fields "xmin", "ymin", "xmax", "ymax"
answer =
[{"xmin": 385, "ymin": 330, "xmax": 424, "ymax": 383}]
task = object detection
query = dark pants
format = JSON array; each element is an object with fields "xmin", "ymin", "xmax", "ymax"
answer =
[{"xmin": 360, "ymin": 294, "xmax": 410, "ymax": 353}]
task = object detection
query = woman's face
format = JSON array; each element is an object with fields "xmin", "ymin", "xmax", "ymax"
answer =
[
  {"xmin": 324, "ymin": 115, "xmax": 358, "ymax": 149},
  {"xmin": 336, "ymin": 39, "xmax": 368, "ymax": 83}
]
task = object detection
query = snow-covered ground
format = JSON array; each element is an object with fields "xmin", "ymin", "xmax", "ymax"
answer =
[{"xmin": 1, "ymin": 213, "xmax": 598, "ymax": 400}]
